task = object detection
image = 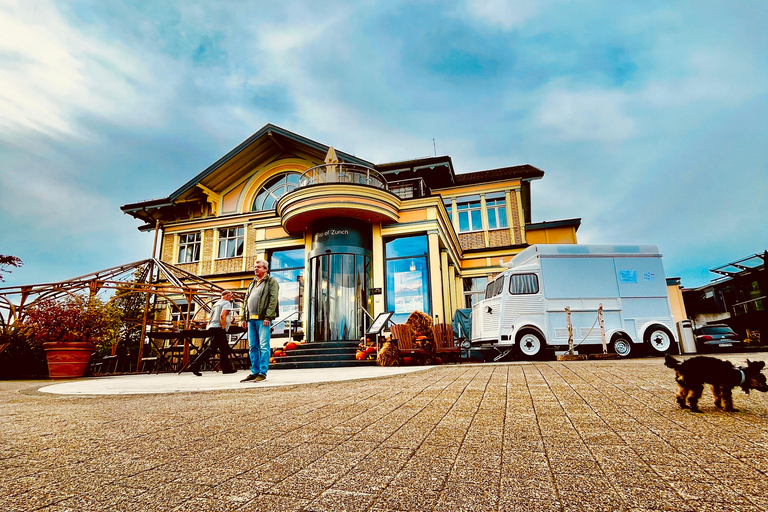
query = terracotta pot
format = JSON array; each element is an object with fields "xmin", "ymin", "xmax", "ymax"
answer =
[{"xmin": 43, "ymin": 342, "xmax": 95, "ymax": 379}]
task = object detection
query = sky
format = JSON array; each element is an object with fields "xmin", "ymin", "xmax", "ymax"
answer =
[{"xmin": 0, "ymin": 0, "xmax": 766, "ymax": 290}]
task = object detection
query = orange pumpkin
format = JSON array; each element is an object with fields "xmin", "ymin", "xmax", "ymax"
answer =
[
  {"xmin": 356, "ymin": 350, "xmax": 366, "ymax": 360},
  {"xmin": 284, "ymin": 342, "xmax": 298, "ymax": 351},
  {"xmin": 269, "ymin": 357, "xmax": 276, "ymax": 364},
  {"xmin": 402, "ymin": 357, "xmax": 412, "ymax": 365},
  {"xmin": 365, "ymin": 346, "xmax": 377, "ymax": 355}
]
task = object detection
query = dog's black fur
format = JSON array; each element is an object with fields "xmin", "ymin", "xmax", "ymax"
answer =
[{"xmin": 665, "ymin": 355, "xmax": 768, "ymax": 412}]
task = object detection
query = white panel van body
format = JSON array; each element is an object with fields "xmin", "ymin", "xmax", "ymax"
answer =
[{"xmin": 471, "ymin": 244, "xmax": 677, "ymax": 358}]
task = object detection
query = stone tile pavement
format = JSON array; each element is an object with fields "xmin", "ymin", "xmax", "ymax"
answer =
[{"xmin": 2, "ymin": 353, "xmax": 768, "ymax": 511}]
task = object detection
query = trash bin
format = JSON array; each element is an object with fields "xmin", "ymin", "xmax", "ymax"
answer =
[{"xmin": 677, "ymin": 320, "xmax": 696, "ymax": 354}]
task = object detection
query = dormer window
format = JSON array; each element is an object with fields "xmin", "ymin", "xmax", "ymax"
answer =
[{"xmin": 252, "ymin": 173, "xmax": 301, "ymax": 211}]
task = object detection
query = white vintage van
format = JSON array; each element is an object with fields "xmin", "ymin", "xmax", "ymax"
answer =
[{"xmin": 471, "ymin": 244, "xmax": 677, "ymax": 359}]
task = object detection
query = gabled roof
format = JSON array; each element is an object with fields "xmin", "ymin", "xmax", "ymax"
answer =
[
  {"xmin": 121, "ymin": 124, "xmax": 373, "ymax": 224},
  {"xmin": 170, "ymin": 124, "xmax": 373, "ymax": 202}
]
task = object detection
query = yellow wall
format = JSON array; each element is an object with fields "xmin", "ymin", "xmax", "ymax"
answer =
[
  {"xmin": 526, "ymin": 226, "xmax": 577, "ymax": 244},
  {"xmin": 667, "ymin": 283, "xmax": 687, "ymax": 324}
]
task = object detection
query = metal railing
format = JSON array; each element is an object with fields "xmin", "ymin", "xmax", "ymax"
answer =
[
  {"xmin": 732, "ymin": 296, "xmax": 765, "ymax": 316},
  {"xmin": 298, "ymin": 163, "xmax": 388, "ymax": 190},
  {"xmin": 388, "ymin": 177, "xmax": 430, "ymax": 199}
]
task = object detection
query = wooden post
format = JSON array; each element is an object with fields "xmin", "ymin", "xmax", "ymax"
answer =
[
  {"xmin": 598, "ymin": 303, "xmax": 607, "ymax": 354},
  {"xmin": 566, "ymin": 306, "xmax": 573, "ymax": 355},
  {"xmin": 136, "ymin": 222, "xmax": 159, "ymax": 373}
]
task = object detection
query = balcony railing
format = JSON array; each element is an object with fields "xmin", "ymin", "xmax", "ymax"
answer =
[
  {"xmin": 732, "ymin": 296, "xmax": 765, "ymax": 316},
  {"xmin": 388, "ymin": 177, "xmax": 430, "ymax": 199},
  {"xmin": 298, "ymin": 163, "xmax": 387, "ymax": 190}
]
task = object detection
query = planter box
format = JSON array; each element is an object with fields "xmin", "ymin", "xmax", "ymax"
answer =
[{"xmin": 43, "ymin": 342, "xmax": 95, "ymax": 379}]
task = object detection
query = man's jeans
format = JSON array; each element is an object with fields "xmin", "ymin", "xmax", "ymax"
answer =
[{"xmin": 247, "ymin": 319, "xmax": 271, "ymax": 376}]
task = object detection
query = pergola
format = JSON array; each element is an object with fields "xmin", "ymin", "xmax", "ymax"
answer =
[{"xmin": 0, "ymin": 258, "xmax": 243, "ymax": 370}]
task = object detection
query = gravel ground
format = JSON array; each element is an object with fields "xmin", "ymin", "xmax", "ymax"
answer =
[{"xmin": 2, "ymin": 354, "xmax": 768, "ymax": 511}]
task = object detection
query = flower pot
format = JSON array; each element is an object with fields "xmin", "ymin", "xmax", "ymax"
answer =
[{"xmin": 43, "ymin": 342, "xmax": 95, "ymax": 379}]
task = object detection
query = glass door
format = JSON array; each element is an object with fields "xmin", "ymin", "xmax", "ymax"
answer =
[{"xmin": 308, "ymin": 253, "xmax": 370, "ymax": 342}]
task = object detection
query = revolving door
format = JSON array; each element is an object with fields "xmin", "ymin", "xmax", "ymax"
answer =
[{"xmin": 307, "ymin": 252, "xmax": 371, "ymax": 342}]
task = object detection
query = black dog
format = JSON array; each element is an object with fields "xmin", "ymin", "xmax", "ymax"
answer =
[{"xmin": 665, "ymin": 355, "xmax": 768, "ymax": 412}]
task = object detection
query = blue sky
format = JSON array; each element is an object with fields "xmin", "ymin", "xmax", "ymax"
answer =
[{"xmin": 0, "ymin": 0, "xmax": 766, "ymax": 289}]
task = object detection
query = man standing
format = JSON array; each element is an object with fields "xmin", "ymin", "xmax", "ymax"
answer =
[
  {"xmin": 190, "ymin": 290, "xmax": 236, "ymax": 376},
  {"xmin": 240, "ymin": 259, "xmax": 279, "ymax": 382}
]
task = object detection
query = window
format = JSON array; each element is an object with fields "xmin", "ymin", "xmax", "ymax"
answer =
[
  {"xmin": 464, "ymin": 277, "xmax": 488, "ymax": 308},
  {"xmin": 170, "ymin": 302, "xmax": 196, "ymax": 326},
  {"xmin": 218, "ymin": 227, "xmax": 244, "ymax": 258},
  {"xmin": 443, "ymin": 199, "xmax": 453, "ymax": 224},
  {"xmin": 484, "ymin": 276, "xmax": 505, "ymax": 299},
  {"xmin": 178, "ymin": 233, "xmax": 201, "ymax": 263},
  {"xmin": 269, "ymin": 248, "xmax": 305, "ymax": 338},
  {"xmin": 456, "ymin": 195, "xmax": 482, "ymax": 232},
  {"xmin": 486, "ymin": 193, "xmax": 508, "ymax": 229},
  {"xmin": 508, "ymin": 274, "xmax": 539, "ymax": 295},
  {"xmin": 252, "ymin": 173, "xmax": 301, "ymax": 211},
  {"xmin": 385, "ymin": 235, "xmax": 430, "ymax": 324}
]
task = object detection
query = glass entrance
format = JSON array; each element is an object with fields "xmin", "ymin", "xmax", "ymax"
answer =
[{"xmin": 308, "ymin": 253, "xmax": 371, "ymax": 342}]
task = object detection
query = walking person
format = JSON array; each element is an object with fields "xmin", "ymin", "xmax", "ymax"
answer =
[
  {"xmin": 190, "ymin": 290, "xmax": 236, "ymax": 376},
  {"xmin": 240, "ymin": 260, "xmax": 279, "ymax": 382}
]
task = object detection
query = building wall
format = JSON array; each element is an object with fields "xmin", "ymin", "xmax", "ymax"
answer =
[{"xmin": 153, "ymin": 159, "xmax": 578, "ymax": 335}]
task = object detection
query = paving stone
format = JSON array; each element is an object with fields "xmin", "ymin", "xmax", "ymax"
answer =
[{"xmin": 2, "ymin": 355, "xmax": 768, "ymax": 512}]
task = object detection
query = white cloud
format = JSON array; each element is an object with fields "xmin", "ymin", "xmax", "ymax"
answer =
[
  {"xmin": 0, "ymin": 0, "xmax": 169, "ymax": 140},
  {"xmin": 641, "ymin": 48, "xmax": 767, "ymax": 108},
  {"xmin": 465, "ymin": 0, "xmax": 541, "ymax": 30},
  {"xmin": 535, "ymin": 87, "xmax": 635, "ymax": 143},
  {"xmin": 0, "ymin": 165, "xmax": 121, "ymax": 236}
]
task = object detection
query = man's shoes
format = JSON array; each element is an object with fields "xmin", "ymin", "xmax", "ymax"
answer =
[
  {"xmin": 253, "ymin": 374, "xmax": 266, "ymax": 382},
  {"xmin": 222, "ymin": 369, "xmax": 237, "ymax": 374},
  {"xmin": 191, "ymin": 368, "xmax": 202, "ymax": 377},
  {"xmin": 240, "ymin": 374, "xmax": 257, "ymax": 382}
]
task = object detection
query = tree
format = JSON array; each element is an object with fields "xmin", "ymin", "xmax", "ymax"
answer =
[{"xmin": 0, "ymin": 255, "xmax": 22, "ymax": 282}]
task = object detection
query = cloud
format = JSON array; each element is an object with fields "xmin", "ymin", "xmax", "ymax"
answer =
[
  {"xmin": 465, "ymin": 0, "xmax": 541, "ymax": 30},
  {"xmin": 0, "ymin": 0, "xmax": 170, "ymax": 141},
  {"xmin": 534, "ymin": 85, "xmax": 635, "ymax": 143}
]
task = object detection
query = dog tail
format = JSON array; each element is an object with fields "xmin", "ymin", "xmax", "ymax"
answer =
[{"xmin": 664, "ymin": 354, "xmax": 680, "ymax": 369}]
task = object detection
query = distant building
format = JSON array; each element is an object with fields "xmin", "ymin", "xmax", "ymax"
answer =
[
  {"xmin": 121, "ymin": 124, "xmax": 579, "ymax": 343},
  {"xmin": 682, "ymin": 252, "xmax": 767, "ymax": 341}
]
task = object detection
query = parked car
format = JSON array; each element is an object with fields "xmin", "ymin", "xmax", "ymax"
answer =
[{"xmin": 694, "ymin": 324, "xmax": 742, "ymax": 352}]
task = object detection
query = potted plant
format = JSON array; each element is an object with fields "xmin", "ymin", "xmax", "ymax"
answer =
[{"xmin": 24, "ymin": 295, "xmax": 121, "ymax": 379}]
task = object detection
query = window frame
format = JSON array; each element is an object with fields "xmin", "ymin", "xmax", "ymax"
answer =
[
  {"xmin": 217, "ymin": 227, "xmax": 244, "ymax": 259},
  {"xmin": 384, "ymin": 235, "xmax": 431, "ymax": 323},
  {"xmin": 485, "ymin": 194, "xmax": 508, "ymax": 230},
  {"xmin": 508, "ymin": 273, "xmax": 540, "ymax": 295},
  {"xmin": 252, "ymin": 173, "xmax": 301, "ymax": 212},
  {"xmin": 456, "ymin": 196, "xmax": 483, "ymax": 233},
  {"xmin": 178, "ymin": 232, "xmax": 201, "ymax": 264}
]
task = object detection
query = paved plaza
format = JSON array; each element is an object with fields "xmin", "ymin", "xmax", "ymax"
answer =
[{"xmin": 2, "ymin": 354, "xmax": 768, "ymax": 511}]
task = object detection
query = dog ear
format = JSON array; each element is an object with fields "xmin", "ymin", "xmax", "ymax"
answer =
[{"xmin": 750, "ymin": 360, "xmax": 765, "ymax": 371}]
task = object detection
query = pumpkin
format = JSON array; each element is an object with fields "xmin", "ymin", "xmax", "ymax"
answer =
[
  {"xmin": 365, "ymin": 346, "xmax": 377, "ymax": 355},
  {"xmin": 284, "ymin": 342, "xmax": 298, "ymax": 351},
  {"xmin": 356, "ymin": 350, "xmax": 366, "ymax": 360},
  {"xmin": 273, "ymin": 350, "xmax": 285, "ymax": 357},
  {"xmin": 269, "ymin": 357, "xmax": 276, "ymax": 364},
  {"xmin": 402, "ymin": 357, "xmax": 412, "ymax": 365}
]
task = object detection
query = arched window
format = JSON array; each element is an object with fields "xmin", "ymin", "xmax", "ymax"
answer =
[{"xmin": 251, "ymin": 173, "xmax": 301, "ymax": 211}]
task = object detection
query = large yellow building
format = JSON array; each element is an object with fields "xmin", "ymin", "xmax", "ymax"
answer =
[{"xmin": 121, "ymin": 124, "xmax": 579, "ymax": 344}]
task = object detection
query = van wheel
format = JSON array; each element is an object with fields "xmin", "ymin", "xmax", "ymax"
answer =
[
  {"xmin": 611, "ymin": 336, "xmax": 633, "ymax": 358},
  {"xmin": 517, "ymin": 331, "xmax": 544, "ymax": 360},
  {"xmin": 645, "ymin": 326, "xmax": 673, "ymax": 355}
]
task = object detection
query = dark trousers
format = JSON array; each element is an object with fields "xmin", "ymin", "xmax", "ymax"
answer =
[{"xmin": 190, "ymin": 328, "xmax": 232, "ymax": 372}]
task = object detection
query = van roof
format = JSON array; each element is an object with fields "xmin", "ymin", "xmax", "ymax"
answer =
[{"xmin": 505, "ymin": 244, "xmax": 661, "ymax": 268}]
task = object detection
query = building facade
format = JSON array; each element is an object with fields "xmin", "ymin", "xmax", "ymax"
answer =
[
  {"xmin": 683, "ymin": 252, "xmax": 767, "ymax": 341},
  {"xmin": 121, "ymin": 125, "xmax": 579, "ymax": 344}
]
